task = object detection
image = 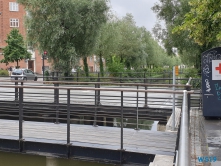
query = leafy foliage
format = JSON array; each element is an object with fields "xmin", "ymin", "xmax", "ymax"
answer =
[
  {"xmin": 0, "ymin": 29, "xmax": 31, "ymax": 67},
  {"xmin": 17, "ymin": 0, "xmax": 109, "ymax": 76},
  {"xmin": 0, "ymin": 69, "xmax": 9, "ymax": 76},
  {"xmin": 95, "ymin": 13, "xmax": 120, "ymax": 76},
  {"xmin": 152, "ymin": 0, "xmax": 207, "ymax": 69},
  {"xmin": 100, "ymin": 14, "xmax": 177, "ymax": 75},
  {"xmin": 106, "ymin": 55, "xmax": 125, "ymax": 77},
  {"xmin": 173, "ymin": 0, "xmax": 221, "ymax": 46}
]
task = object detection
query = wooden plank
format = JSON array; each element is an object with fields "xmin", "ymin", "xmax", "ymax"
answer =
[{"xmin": 0, "ymin": 119, "xmax": 177, "ymax": 156}]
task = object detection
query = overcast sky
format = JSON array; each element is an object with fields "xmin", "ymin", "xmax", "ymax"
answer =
[{"xmin": 109, "ymin": 0, "xmax": 160, "ymax": 32}]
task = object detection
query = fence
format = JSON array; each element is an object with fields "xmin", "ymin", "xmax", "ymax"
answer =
[
  {"xmin": 0, "ymin": 80, "xmax": 194, "ymax": 153},
  {"xmin": 40, "ymin": 71, "xmax": 201, "ymax": 89},
  {"xmin": 0, "ymin": 79, "xmax": 196, "ymax": 125}
]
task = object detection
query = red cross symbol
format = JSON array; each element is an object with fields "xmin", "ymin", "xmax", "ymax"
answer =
[{"xmin": 215, "ymin": 63, "xmax": 221, "ymax": 74}]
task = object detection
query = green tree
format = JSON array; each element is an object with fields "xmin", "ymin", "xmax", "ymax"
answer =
[
  {"xmin": 102, "ymin": 13, "xmax": 173, "ymax": 74},
  {"xmin": 73, "ymin": 0, "xmax": 109, "ymax": 76},
  {"xmin": 95, "ymin": 14, "xmax": 120, "ymax": 76},
  {"xmin": 173, "ymin": 0, "xmax": 221, "ymax": 47},
  {"xmin": 0, "ymin": 29, "xmax": 31, "ymax": 68},
  {"xmin": 17, "ymin": 0, "xmax": 109, "ymax": 76},
  {"xmin": 152, "ymin": 0, "xmax": 204, "ymax": 69},
  {"xmin": 115, "ymin": 14, "xmax": 147, "ymax": 70}
]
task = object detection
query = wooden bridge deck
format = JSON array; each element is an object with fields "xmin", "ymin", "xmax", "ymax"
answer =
[{"xmin": 0, "ymin": 119, "xmax": 177, "ymax": 156}]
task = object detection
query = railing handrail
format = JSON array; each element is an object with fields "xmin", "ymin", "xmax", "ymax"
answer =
[
  {"xmin": 0, "ymin": 79, "xmax": 192, "ymax": 88},
  {"xmin": 186, "ymin": 77, "xmax": 192, "ymax": 85},
  {"xmin": 177, "ymin": 90, "xmax": 190, "ymax": 166},
  {"xmin": 0, "ymin": 84, "xmax": 194, "ymax": 94}
]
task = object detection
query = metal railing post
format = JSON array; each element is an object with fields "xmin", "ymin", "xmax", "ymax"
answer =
[
  {"xmin": 120, "ymin": 91, "xmax": 124, "ymax": 150},
  {"xmin": 172, "ymin": 66, "xmax": 176, "ymax": 131},
  {"xmin": 97, "ymin": 72, "xmax": 101, "ymax": 105},
  {"xmin": 186, "ymin": 77, "xmax": 192, "ymax": 122},
  {"xmin": 67, "ymin": 89, "xmax": 70, "ymax": 144},
  {"xmin": 77, "ymin": 72, "xmax": 79, "ymax": 82},
  {"xmin": 120, "ymin": 90, "xmax": 124, "ymax": 164},
  {"xmin": 177, "ymin": 90, "xmax": 190, "ymax": 166},
  {"xmin": 66, "ymin": 89, "xmax": 71, "ymax": 158},
  {"xmin": 144, "ymin": 73, "xmax": 148, "ymax": 108},
  {"xmin": 19, "ymin": 87, "xmax": 23, "ymax": 139},
  {"xmin": 15, "ymin": 77, "xmax": 18, "ymax": 101},
  {"xmin": 135, "ymin": 85, "xmax": 139, "ymax": 130},
  {"xmin": 54, "ymin": 73, "xmax": 59, "ymax": 124},
  {"xmin": 93, "ymin": 84, "xmax": 98, "ymax": 126},
  {"xmin": 19, "ymin": 86, "xmax": 24, "ymax": 152}
]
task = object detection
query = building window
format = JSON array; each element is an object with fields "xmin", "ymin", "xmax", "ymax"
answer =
[
  {"xmin": 10, "ymin": 19, "xmax": 19, "ymax": 27},
  {"xmin": 9, "ymin": 2, "xmax": 19, "ymax": 11}
]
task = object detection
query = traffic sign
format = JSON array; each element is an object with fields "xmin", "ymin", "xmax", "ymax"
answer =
[{"xmin": 175, "ymin": 66, "xmax": 179, "ymax": 76}]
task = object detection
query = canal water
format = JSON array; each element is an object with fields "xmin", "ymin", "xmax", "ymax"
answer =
[
  {"xmin": 0, "ymin": 119, "xmax": 157, "ymax": 166},
  {"xmin": 0, "ymin": 151, "xmax": 113, "ymax": 166}
]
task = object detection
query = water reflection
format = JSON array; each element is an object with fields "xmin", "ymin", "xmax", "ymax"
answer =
[
  {"xmin": 0, "ymin": 151, "xmax": 113, "ymax": 166},
  {"xmin": 113, "ymin": 118, "xmax": 156, "ymax": 130}
]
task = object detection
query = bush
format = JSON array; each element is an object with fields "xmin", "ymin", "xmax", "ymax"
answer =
[
  {"xmin": 107, "ymin": 62, "xmax": 125, "ymax": 77},
  {"xmin": 180, "ymin": 68, "xmax": 201, "ymax": 88},
  {"xmin": 44, "ymin": 70, "xmax": 50, "ymax": 81},
  {"xmin": 0, "ymin": 69, "xmax": 9, "ymax": 76}
]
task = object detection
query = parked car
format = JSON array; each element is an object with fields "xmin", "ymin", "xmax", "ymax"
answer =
[{"xmin": 11, "ymin": 68, "xmax": 37, "ymax": 81}]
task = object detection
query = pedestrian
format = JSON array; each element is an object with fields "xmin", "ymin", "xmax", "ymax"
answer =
[{"xmin": 9, "ymin": 66, "xmax": 12, "ymax": 76}]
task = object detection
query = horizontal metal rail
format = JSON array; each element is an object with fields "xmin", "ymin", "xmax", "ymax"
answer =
[
  {"xmin": 175, "ymin": 77, "xmax": 192, "ymax": 166},
  {"xmin": 0, "ymin": 84, "xmax": 194, "ymax": 94},
  {"xmin": 1, "ymin": 79, "xmax": 192, "ymax": 88}
]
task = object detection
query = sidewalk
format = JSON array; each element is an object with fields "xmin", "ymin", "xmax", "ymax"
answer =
[
  {"xmin": 204, "ymin": 117, "xmax": 221, "ymax": 166},
  {"xmin": 190, "ymin": 108, "xmax": 221, "ymax": 166}
]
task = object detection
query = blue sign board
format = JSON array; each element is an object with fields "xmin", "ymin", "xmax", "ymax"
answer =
[{"xmin": 202, "ymin": 47, "xmax": 221, "ymax": 117}]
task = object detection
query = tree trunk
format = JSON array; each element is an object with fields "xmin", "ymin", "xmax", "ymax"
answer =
[
  {"xmin": 16, "ymin": 60, "xmax": 19, "ymax": 68},
  {"xmin": 120, "ymin": 55, "xmax": 123, "ymax": 63},
  {"xmin": 99, "ymin": 53, "xmax": 104, "ymax": 77},
  {"xmin": 83, "ymin": 57, "xmax": 89, "ymax": 77},
  {"xmin": 64, "ymin": 61, "xmax": 70, "ymax": 80}
]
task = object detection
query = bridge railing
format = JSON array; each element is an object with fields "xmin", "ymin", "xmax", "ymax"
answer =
[
  {"xmin": 0, "ymin": 80, "xmax": 198, "ymax": 126},
  {"xmin": 0, "ymin": 79, "xmax": 196, "ymax": 122},
  {"xmin": 0, "ymin": 81, "xmax": 194, "ymax": 156},
  {"xmin": 0, "ymin": 72, "xmax": 201, "ymax": 90},
  {"xmin": 175, "ymin": 77, "xmax": 192, "ymax": 166}
]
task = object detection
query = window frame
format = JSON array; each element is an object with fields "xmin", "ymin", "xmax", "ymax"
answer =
[
  {"xmin": 10, "ymin": 18, "xmax": 19, "ymax": 27},
  {"xmin": 9, "ymin": 2, "xmax": 19, "ymax": 12}
]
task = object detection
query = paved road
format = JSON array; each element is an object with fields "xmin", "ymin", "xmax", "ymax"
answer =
[{"xmin": 0, "ymin": 80, "xmax": 176, "ymax": 108}]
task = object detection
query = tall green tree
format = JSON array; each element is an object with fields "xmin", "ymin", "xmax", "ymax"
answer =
[
  {"xmin": 115, "ymin": 14, "xmax": 146, "ymax": 70},
  {"xmin": 17, "ymin": 0, "xmax": 109, "ymax": 76},
  {"xmin": 152, "ymin": 0, "xmax": 204, "ymax": 69},
  {"xmin": 0, "ymin": 28, "xmax": 31, "ymax": 68},
  {"xmin": 101, "ymin": 13, "xmax": 173, "ymax": 74},
  {"xmin": 95, "ymin": 14, "xmax": 120, "ymax": 76}
]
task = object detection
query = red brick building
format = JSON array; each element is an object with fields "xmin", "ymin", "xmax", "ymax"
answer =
[
  {"xmin": 0, "ymin": 0, "xmax": 100, "ymax": 74},
  {"xmin": 0, "ymin": 0, "xmax": 51, "ymax": 74}
]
